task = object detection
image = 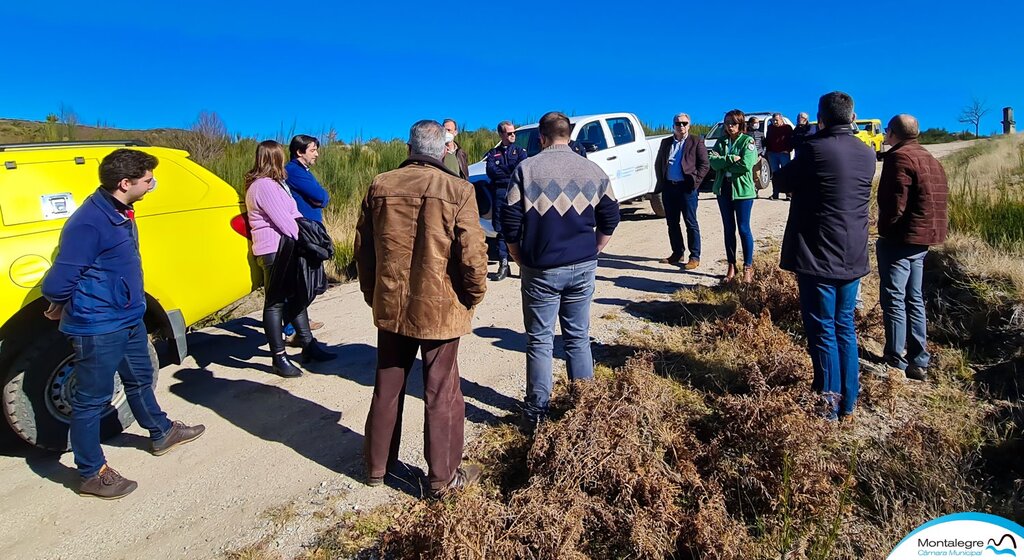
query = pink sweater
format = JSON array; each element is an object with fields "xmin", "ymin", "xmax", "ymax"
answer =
[{"xmin": 245, "ymin": 178, "xmax": 302, "ymax": 256}]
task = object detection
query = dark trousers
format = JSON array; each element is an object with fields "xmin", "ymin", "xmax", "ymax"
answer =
[
  {"xmin": 662, "ymin": 184, "xmax": 701, "ymax": 260},
  {"xmin": 257, "ymin": 253, "xmax": 312, "ymax": 354},
  {"xmin": 69, "ymin": 320, "xmax": 172, "ymax": 477},
  {"xmin": 489, "ymin": 184, "xmax": 509, "ymax": 261},
  {"xmin": 365, "ymin": 330, "xmax": 464, "ymax": 491}
]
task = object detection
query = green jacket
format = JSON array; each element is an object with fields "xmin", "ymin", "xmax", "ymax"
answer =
[{"xmin": 709, "ymin": 133, "xmax": 758, "ymax": 200}]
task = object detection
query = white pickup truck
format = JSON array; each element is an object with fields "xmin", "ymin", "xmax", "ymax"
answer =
[{"xmin": 467, "ymin": 112, "xmax": 670, "ymax": 237}]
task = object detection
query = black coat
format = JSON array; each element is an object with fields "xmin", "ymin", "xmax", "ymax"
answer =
[
  {"xmin": 266, "ymin": 218, "xmax": 333, "ymax": 324},
  {"xmin": 774, "ymin": 125, "xmax": 876, "ymax": 281}
]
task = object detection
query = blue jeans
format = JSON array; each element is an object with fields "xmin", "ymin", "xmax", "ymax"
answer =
[
  {"xmin": 767, "ymin": 151, "xmax": 791, "ymax": 197},
  {"xmin": 490, "ymin": 185, "xmax": 509, "ymax": 261},
  {"xmin": 520, "ymin": 260, "xmax": 597, "ymax": 420},
  {"xmin": 876, "ymin": 238, "xmax": 930, "ymax": 370},
  {"xmin": 662, "ymin": 185, "xmax": 701, "ymax": 260},
  {"xmin": 69, "ymin": 320, "xmax": 172, "ymax": 478},
  {"xmin": 717, "ymin": 186, "xmax": 754, "ymax": 267},
  {"xmin": 797, "ymin": 275, "xmax": 861, "ymax": 417}
]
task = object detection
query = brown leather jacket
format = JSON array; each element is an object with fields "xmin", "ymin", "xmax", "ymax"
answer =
[
  {"xmin": 877, "ymin": 140, "xmax": 949, "ymax": 246},
  {"xmin": 355, "ymin": 154, "xmax": 488, "ymax": 340}
]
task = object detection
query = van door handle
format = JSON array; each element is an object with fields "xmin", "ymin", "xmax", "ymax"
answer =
[
  {"xmin": 637, "ymin": 148, "xmax": 646, "ymax": 153},
  {"xmin": 606, "ymin": 156, "xmax": 617, "ymax": 161}
]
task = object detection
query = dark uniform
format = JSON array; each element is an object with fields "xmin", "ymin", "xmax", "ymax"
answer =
[{"xmin": 484, "ymin": 142, "xmax": 528, "ymax": 279}]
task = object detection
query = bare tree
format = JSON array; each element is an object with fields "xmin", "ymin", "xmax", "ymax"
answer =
[
  {"xmin": 169, "ymin": 111, "xmax": 229, "ymax": 165},
  {"xmin": 958, "ymin": 98, "xmax": 989, "ymax": 138}
]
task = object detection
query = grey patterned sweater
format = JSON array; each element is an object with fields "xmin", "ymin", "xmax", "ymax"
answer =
[{"xmin": 501, "ymin": 144, "xmax": 620, "ymax": 269}]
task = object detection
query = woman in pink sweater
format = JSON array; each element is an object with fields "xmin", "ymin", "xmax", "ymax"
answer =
[{"xmin": 244, "ymin": 141, "xmax": 334, "ymax": 377}]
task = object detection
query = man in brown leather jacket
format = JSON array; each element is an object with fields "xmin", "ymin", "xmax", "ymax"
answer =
[
  {"xmin": 876, "ymin": 114, "xmax": 949, "ymax": 382},
  {"xmin": 354, "ymin": 119, "xmax": 488, "ymax": 497}
]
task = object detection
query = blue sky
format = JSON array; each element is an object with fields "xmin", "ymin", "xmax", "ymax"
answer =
[{"xmin": 4, "ymin": 0, "xmax": 1022, "ymax": 141}]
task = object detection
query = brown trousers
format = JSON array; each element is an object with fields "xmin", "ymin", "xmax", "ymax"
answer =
[{"xmin": 364, "ymin": 329, "xmax": 464, "ymax": 491}]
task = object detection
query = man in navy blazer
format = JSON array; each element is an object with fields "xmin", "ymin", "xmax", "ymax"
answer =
[{"xmin": 654, "ymin": 113, "xmax": 710, "ymax": 269}]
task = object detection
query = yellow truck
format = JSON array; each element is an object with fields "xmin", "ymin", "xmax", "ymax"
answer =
[
  {"xmin": 0, "ymin": 141, "xmax": 256, "ymax": 450},
  {"xmin": 853, "ymin": 119, "xmax": 885, "ymax": 156}
]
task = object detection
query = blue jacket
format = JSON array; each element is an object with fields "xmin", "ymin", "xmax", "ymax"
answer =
[
  {"xmin": 774, "ymin": 125, "xmax": 876, "ymax": 280},
  {"xmin": 42, "ymin": 188, "xmax": 146, "ymax": 335},
  {"xmin": 285, "ymin": 160, "xmax": 330, "ymax": 222},
  {"xmin": 485, "ymin": 143, "xmax": 528, "ymax": 187}
]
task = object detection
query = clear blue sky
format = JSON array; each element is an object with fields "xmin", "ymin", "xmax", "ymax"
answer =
[{"xmin": 4, "ymin": 0, "xmax": 1022, "ymax": 141}]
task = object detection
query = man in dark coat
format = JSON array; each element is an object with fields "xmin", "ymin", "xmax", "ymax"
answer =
[
  {"xmin": 773, "ymin": 92, "xmax": 876, "ymax": 421},
  {"xmin": 876, "ymin": 114, "xmax": 948, "ymax": 382},
  {"xmin": 653, "ymin": 112, "xmax": 710, "ymax": 269},
  {"xmin": 484, "ymin": 120, "xmax": 528, "ymax": 281}
]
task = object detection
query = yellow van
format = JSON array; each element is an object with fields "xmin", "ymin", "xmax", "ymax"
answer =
[
  {"xmin": 854, "ymin": 119, "xmax": 885, "ymax": 155},
  {"xmin": 0, "ymin": 141, "xmax": 256, "ymax": 450}
]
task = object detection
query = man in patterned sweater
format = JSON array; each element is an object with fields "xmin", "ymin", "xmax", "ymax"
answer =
[{"xmin": 500, "ymin": 111, "xmax": 620, "ymax": 432}]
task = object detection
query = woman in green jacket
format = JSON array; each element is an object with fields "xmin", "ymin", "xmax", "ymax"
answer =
[{"xmin": 709, "ymin": 109, "xmax": 759, "ymax": 282}]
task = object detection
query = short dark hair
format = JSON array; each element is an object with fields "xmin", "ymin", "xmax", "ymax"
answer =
[
  {"xmin": 724, "ymin": 109, "xmax": 747, "ymax": 133},
  {"xmin": 818, "ymin": 91, "xmax": 855, "ymax": 127},
  {"xmin": 288, "ymin": 134, "xmax": 319, "ymax": 160},
  {"xmin": 538, "ymin": 111, "xmax": 571, "ymax": 140},
  {"xmin": 99, "ymin": 149, "xmax": 158, "ymax": 192},
  {"xmin": 442, "ymin": 118, "xmax": 457, "ymax": 130}
]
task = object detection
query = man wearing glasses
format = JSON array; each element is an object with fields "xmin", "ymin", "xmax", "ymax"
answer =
[
  {"xmin": 653, "ymin": 113, "xmax": 710, "ymax": 269},
  {"xmin": 484, "ymin": 120, "xmax": 528, "ymax": 281}
]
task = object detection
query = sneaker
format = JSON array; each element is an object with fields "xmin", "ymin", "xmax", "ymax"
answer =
[
  {"xmin": 152, "ymin": 421, "xmax": 206, "ymax": 456},
  {"xmin": 659, "ymin": 253, "xmax": 683, "ymax": 265},
  {"xmin": 79, "ymin": 465, "xmax": 138, "ymax": 500},
  {"xmin": 431, "ymin": 464, "xmax": 481, "ymax": 498},
  {"xmin": 905, "ymin": 365, "xmax": 930, "ymax": 381},
  {"xmin": 683, "ymin": 258, "xmax": 700, "ymax": 270}
]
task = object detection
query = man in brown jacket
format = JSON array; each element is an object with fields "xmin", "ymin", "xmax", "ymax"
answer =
[
  {"xmin": 876, "ymin": 114, "xmax": 949, "ymax": 381},
  {"xmin": 354, "ymin": 119, "xmax": 488, "ymax": 496}
]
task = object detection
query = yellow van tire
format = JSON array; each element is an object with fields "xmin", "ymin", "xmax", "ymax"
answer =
[{"xmin": 1, "ymin": 328, "xmax": 157, "ymax": 451}]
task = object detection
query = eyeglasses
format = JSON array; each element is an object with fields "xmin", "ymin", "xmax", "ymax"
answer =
[
  {"xmin": 724, "ymin": 121, "xmax": 741, "ymax": 127},
  {"xmin": 504, "ymin": 131, "xmax": 516, "ymax": 136},
  {"xmin": 674, "ymin": 121, "xmax": 689, "ymax": 127}
]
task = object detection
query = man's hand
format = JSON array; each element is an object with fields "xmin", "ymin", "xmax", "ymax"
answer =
[
  {"xmin": 596, "ymin": 232, "xmax": 612, "ymax": 254},
  {"xmin": 43, "ymin": 302, "xmax": 63, "ymax": 321},
  {"xmin": 507, "ymin": 243, "xmax": 523, "ymax": 266}
]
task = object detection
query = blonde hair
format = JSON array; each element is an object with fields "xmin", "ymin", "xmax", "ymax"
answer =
[{"xmin": 244, "ymin": 140, "xmax": 288, "ymax": 189}]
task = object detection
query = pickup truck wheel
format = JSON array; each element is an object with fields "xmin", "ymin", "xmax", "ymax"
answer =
[
  {"xmin": 649, "ymin": 192, "xmax": 666, "ymax": 218},
  {"xmin": 1, "ymin": 328, "xmax": 157, "ymax": 451},
  {"xmin": 756, "ymin": 157, "xmax": 772, "ymax": 195}
]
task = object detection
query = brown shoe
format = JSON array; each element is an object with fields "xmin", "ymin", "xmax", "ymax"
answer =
[
  {"xmin": 431, "ymin": 464, "xmax": 482, "ymax": 498},
  {"xmin": 743, "ymin": 265, "xmax": 755, "ymax": 283},
  {"xmin": 80, "ymin": 465, "xmax": 137, "ymax": 500},
  {"xmin": 309, "ymin": 320, "xmax": 324, "ymax": 331},
  {"xmin": 152, "ymin": 421, "xmax": 205, "ymax": 456},
  {"xmin": 659, "ymin": 254, "xmax": 682, "ymax": 264},
  {"xmin": 683, "ymin": 258, "xmax": 700, "ymax": 270}
]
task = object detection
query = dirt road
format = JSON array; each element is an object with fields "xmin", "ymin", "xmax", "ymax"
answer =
[{"xmin": 0, "ymin": 142, "xmax": 967, "ymax": 559}]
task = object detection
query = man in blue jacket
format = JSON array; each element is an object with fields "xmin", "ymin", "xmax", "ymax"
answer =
[
  {"xmin": 484, "ymin": 120, "xmax": 528, "ymax": 281},
  {"xmin": 773, "ymin": 92, "xmax": 876, "ymax": 421},
  {"xmin": 41, "ymin": 149, "xmax": 205, "ymax": 499},
  {"xmin": 284, "ymin": 135, "xmax": 328, "ymax": 337}
]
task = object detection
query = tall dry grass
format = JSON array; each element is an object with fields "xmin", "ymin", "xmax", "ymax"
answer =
[{"xmin": 944, "ymin": 135, "xmax": 1024, "ymax": 254}]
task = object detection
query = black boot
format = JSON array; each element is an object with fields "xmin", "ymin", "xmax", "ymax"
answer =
[
  {"xmin": 493, "ymin": 258, "xmax": 510, "ymax": 281},
  {"xmin": 302, "ymin": 340, "xmax": 337, "ymax": 363},
  {"xmin": 272, "ymin": 352, "xmax": 302, "ymax": 377}
]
